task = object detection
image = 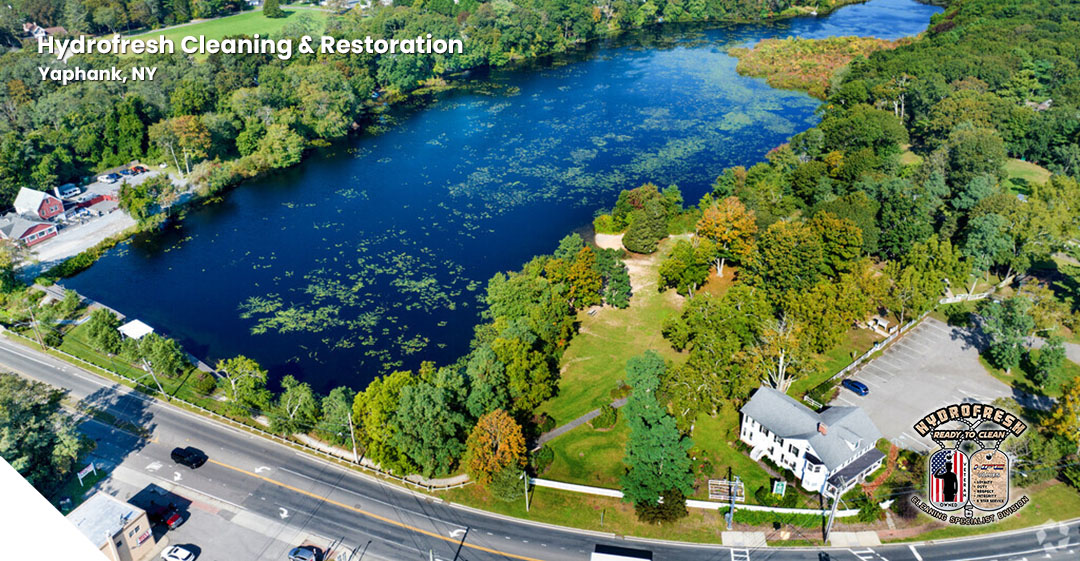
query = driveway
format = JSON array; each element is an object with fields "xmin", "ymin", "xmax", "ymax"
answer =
[{"xmin": 829, "ymin": 317, "xmax": 1017, "ymax": 453}]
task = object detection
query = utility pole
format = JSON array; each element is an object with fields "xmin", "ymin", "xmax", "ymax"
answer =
[
  {"xmin": 522, "ymin": 470, "xmax": 530, "ymax": 513},
  {"xmin": 824, "ymin": 477, "xmax": 845, "ymax": 544}
]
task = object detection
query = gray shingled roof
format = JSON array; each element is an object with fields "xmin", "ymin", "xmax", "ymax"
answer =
[
  {"xmin": 65, "ymin": 492, "xmax": 139, "ymax": 547},
  {"xmin": 740, "ymin": 386, "xmax": 883, "ymax": 471},
  {"xmin": 0, "ymin": 212, "xmax": 48, "ymax": 239}
]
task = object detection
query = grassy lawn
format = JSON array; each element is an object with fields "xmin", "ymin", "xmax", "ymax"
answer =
[
  {"xmin": 56, "ymin": 321, "xmax": 221, "ymax": 410},
  {"xmin": 538, "ymin": 242, "xmax": 684, "ymax": 427},
  {"xmin": 442, "ymin": 484, "xmax": 732, "ymax": 543},
  {"xmin": 128, "ymin": 9, "xmax": 329, "ymax": 46},
  {"xmin": 1003, "ymin": 158, "xmax": 1052, "ymax": 185},
  {"xmin": 542, "ymin": 417, "xmax": 630, "ymax": 488},
  {"xmin": 898, "ymin": 480, "xmax": 1080, "ymax": 542},
  {"xmin": 978, "ymin": 350, "xmax": 1080, "ymax": 399},
  {"xmin": 689, "ymin": 403, "xmax": 776, "ymax": 501},
  {"xmin": 48, "ymin": 461, "xmax": 109, "ymax": 512}
]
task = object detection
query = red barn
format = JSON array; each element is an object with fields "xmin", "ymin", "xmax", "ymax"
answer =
[{"xmin": 14, "ymin": 187, "xmax": 65, "ymax": 220}]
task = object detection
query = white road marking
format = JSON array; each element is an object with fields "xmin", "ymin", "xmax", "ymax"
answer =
[
  {"xmin": 909, "ymin": 544, "xmax": 923, "ymax": 561},
  {"xmin": 279, "ymin": 507, "xmax": 289, "ymax": 519},
  {"xmin": 449, "ymin": 529, "xmax": 466, "ymax": 538},
  {"xmin": 255, "ymin": 466, "xmax": 271, "ymax": 474},
  {"xmin": 146, "ymin": 461, "xmax": 162, "ymax": 472},
  {"xmin": 173, "ymin": 471, "xmax": 182, "ymax": 482}
]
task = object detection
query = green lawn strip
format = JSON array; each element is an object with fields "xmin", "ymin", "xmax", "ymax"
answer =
[
  {"xmin": 127, "ymin": 9, "xmax": 329, "ymax": 47},
  {"xmin": 442, "ymin": 484, "xmax": 731, "ymax": 543},
  {"xmin": 977, "ymin": 351, "xmax": 1079, "ymax": 399},
  {"xmin": 891, "ymin": 481, "xmax": 1080, "ymax": 542}
]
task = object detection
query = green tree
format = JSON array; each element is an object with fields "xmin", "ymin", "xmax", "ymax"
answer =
[
  {"xmin": 391, "ymin": 367, "xmax": 470, "ymax": 477},
  {"xmin": 621, "ymin": 352, "xmax": 693, "ymax": 523},
  {"xmin": 658, "ymin": 238, "xmax": 712, "ymax": 296},
  {"xmin": 0, "ymin": 373, "xmax": 84, "ymax": 495},
  {"xmin": 263, "ymin": 0, "xmax": 285, "ymax": 18},
  {"xmin": 694, "ymin": 196, "xmax": 757, "ymax": 278},
  {"xmin": 748, "ymin": 219, "xmax": 823, "ymax": 300},
  {"xmin": 743, "ymin": 315, "xmax": 815, "ymax": 393},
  {"xmin": 215, "ymin": 355, "xmax": 271, "ymax": 416},
  {"xmin": 319, "ymin": 386, "xmax": 360, "ymax": 461},
  {"xmin": 270, "ymin": 375, "xmax": 319, "ymax": 435},
  {"xmin": 1043, "ymin": 377, "xmax": 1080, "ymax": 453},
  {"xmin": 85, "ymin": 308, "xmax": 122, "ymax": 354},
  {"xmin": 981, "ymin": 298, "xmax": 1035, "ymax": 374},
  {"xmin": 622, "ymin": 198, "xmax": 668, "ymax": 254},
  {"xmin": 1032, "ymin": 335, "xmax": 1066, "ymax": 388},
  {"xmin": 353, "ymin": 370, "xmax": 418, "ymax": 474}
]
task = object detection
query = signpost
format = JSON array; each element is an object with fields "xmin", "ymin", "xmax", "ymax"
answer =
[{"xmin": 76, "ymin": 463, "xmax": 97, "ymax": 487}]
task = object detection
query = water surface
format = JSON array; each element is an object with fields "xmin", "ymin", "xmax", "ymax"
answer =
[{"xmin": 68, "ymin": 0, "xmax": 942, "ymax": 393}]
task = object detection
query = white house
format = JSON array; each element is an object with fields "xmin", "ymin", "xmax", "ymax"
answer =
[{"xmin": 740, "ymin": 386, "xmax": 885, "ymax": 497}]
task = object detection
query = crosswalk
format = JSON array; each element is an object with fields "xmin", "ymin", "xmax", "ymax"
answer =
[
  {"xmin": 850, "ymin": 548, "xmax": 888, "ymax": 561},
  {"xmin": 730, "ymin": 548, "xmax": 750, "ymax": 561}
]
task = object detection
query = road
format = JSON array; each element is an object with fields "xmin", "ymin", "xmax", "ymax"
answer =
[{"xmin": 1, "ymin": 335, "xmax": 1077, "ymax": 561}]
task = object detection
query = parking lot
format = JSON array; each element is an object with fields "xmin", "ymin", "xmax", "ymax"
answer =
[{"xmin": 829, "ymin": 317, "xmax": 1016, "ymax": 452}]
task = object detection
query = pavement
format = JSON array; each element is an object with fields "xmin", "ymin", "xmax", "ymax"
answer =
[
  {"xmin": 830, "ymin": 318, "xmax": 1019, "ymax": 453},
  {"xmin": 1, "ymin": 334, "xmax": 1079, "ymax": 561}
]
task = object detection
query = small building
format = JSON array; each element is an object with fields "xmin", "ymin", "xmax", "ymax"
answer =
[
  {"xmin": 14, "ymin": 187, "xmax": 65, "ymax": 220},
  {"xmin": 23, "ymin": 23, "xmax": 67, "ymax": 39},
  {"xmin": 65, "ymin": 492, "xmax": 157, "ymax": 561},
  {"xmin": 740, "ymin": 386, "xmax": 885, "ymax": 498},
  {"xmin": 0, "ymin": 213, "xmax": 58, "ymax": 246},
  {"xmin": 118, "ymin": 319, "xmax": 154, "ymax": 340}
]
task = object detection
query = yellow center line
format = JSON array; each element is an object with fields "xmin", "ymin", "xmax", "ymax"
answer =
[{"xmin": 208, "ymin": 459, "xmax": 544, "ymax": 561}]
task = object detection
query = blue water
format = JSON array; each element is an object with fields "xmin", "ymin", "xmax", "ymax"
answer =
[{"xmin": 67, "ymin": 0, "xmax": 942, "ymax": 394}]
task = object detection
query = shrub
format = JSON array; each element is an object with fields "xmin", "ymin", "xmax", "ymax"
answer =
[
  {"xmin": 188, "ymin": 371, "xmax": 218, "ymax": 397},
  {"xmin": 531, "ymin": 445, "xmax": 554, "ymax": 474},
  {"xmin": 593, "ymin": 214, "xmax": 619, "ymax": 234},
  {"xmin": 489, "ymin": 465, "xmax": 524, "ymax": 502},
  {"xmin": 538, "ymin": 414, "xmax": 556, "ymax": 434},
  {"xmin": 592, "ymin": 405, "xmax": 617, "ymax": 429}
]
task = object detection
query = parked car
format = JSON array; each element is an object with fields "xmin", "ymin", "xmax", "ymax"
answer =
[
  {"xmin": 170, "ymin": 446, "xmax": 208, "ymax": 469},
  {"xmin": 131, "ymin": 165, "xmax": 149, "ymax": 174},
  {"xmin": 97, "ymin": 173, "xmax": 120, "ymax": 184},
  {"xmin": 57, "ymin": 184, "xmax": 80, "ymax": 198},
  {"xmin": 161, "ymin": 545, "xmax": 196, "ymax": 561},
  {"xmin": 287, "ymin": 546, "xmax": 322, "ymax": 561},
  {"xmin": 841, "ymin": 379, "xmax": 870, "ymax": 396},
  {"xmin": 149, "ymin": 503, "xmax": 185, "ymax": 530},
  {"xmin": 119, "ymin": 168, "xmax": 134, "ymax": 176}
]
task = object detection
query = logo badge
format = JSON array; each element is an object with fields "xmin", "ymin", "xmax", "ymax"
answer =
[
  {"xmin": 929, "ymin": 448, "xmax": 968, "ymax": 510},
  {"xmin": 970, "ymin": 448, "xmax": 1009, "ymax": 511}
]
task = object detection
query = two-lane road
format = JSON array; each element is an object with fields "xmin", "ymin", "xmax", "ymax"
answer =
[{"xmin": 1, "ymin": 335, "xmax": 1077, "ymax": 561}]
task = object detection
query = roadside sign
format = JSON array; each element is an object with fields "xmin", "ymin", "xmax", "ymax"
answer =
[
  {"xmin": 76, "ymin": 463, "xmax": 96, "ymax": 486},
  {"xmin": 772, "ymin": 480, "xmax": 787, "ymax": 496}
]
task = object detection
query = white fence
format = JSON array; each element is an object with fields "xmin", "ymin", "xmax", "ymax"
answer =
[
  {"xmin": 803, "ymin": 312, "xmax": 927, "ymax": 409},
  {"xmin": 531, "ymin": 478, "xmax": 859, "ymax": 517}
]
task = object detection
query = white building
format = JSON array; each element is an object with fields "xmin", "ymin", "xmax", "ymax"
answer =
[{"xmin": 740, "ymin": 387, "xmax": 885, "ymax": 497}]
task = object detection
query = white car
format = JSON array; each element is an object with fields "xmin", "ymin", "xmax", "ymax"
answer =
[{"xmin": 161, "ymin": 545, "xmax": 196, "ymax": 561}]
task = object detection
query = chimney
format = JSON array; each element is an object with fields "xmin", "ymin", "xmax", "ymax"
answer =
[{"xmin": 817, "ymin": 422, "xmax": 828, "ymax": 435}]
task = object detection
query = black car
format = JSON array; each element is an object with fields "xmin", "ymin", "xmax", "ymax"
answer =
[{"xmin": 171, "ymin": 446, "xmax": 208, "ymax": 469}]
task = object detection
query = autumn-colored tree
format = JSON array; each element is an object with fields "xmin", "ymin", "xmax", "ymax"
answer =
[
  {"xmin": 545, "ymin": 247, "xmax": 603, "ymax": 309},
  {"xmin": 149, "ymin": 115, "xmax": 211, "ymax": 177},
  {"xmin": 809, "ymin": 211, "xmax": 863, "ymax": 276},
  {"xmin": 1043, "ymin": 376, "xmax": 1080, "ymax": 453},
  {"xmin": 695, "ymin": 196, "xmax": 757, "ymax": 277},
  {"xmin": 464, "ymin": 409, "xmax": 526, "ymax": 486}
]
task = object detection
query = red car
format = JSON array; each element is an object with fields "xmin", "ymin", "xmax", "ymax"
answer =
[
  {"xmin": 130, "ymin": 165, "xmax": 150, "ymax": 174},
  {"xmin": 150, "ymin": 504, "xmax": 185, "ymax": 530}
]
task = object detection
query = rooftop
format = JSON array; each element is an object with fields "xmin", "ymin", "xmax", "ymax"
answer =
[
  {"xmin": 741, "ymin": 386, "xmax": 883, "ymax": 471},
  {"xmin": 65, "ymin": 492, "xmax": 140, "ymax": 547},
  {"xmin": 118, "ymin": 319, "xmax": 154, "ymax": 340}
]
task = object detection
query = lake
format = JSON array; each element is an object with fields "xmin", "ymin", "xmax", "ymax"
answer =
[{"xmin": 67, "ymin": 0, "xmax": 942, "ymax": 394}]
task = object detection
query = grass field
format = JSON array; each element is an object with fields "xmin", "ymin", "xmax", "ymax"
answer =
[
  {"xmin": 1004, "ymin": 158, "xmax": 1052, "ymax": 185},
  {"xmin": 538, "ymin": 239, "xmax": 686, "ymax": 427},
  {"xmin": 128, "ymin": 9, "xmax": 329, "ymax": 47},
  {"xmin": 789, "ymin": 327, "xmax": 884, "ymax": 398},
  {"xmin": 978, "ymin": 350, "xmax": 1080, "ymax": 399}
]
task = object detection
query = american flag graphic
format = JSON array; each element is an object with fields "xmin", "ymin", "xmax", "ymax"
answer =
[{"xmin": 930, "ymin": 449, "xmax": 967, "ymax": 505}]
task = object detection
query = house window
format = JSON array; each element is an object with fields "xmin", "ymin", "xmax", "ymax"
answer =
[{"xmin": 788, "ymin": 444, "xmax": 798, "ymax": 455}]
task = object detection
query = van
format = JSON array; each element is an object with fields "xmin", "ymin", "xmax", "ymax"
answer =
[{"xmin": 56, "ymin": 184, "xmax": 80, "ymax": 198}]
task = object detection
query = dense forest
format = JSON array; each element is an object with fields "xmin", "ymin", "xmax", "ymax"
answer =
[{"xmin": 0, "ymin": 0, "xmax": 850, "ymax": 207}]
